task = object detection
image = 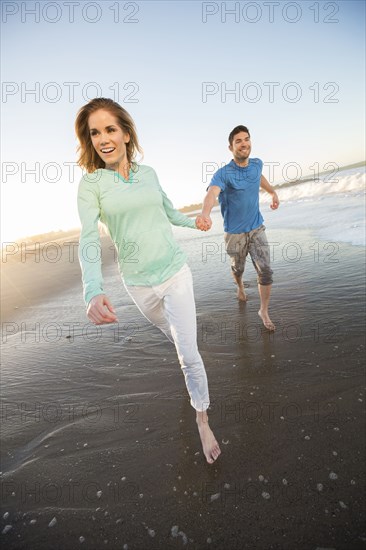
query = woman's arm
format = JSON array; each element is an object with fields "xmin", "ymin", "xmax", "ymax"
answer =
[
  {"xmin": 159, "ymin": 186, "xmax": 197, "ymax": 229},
  {"xmin": 77, "ymin": 176, "xmax": 117, "ymax": 324},
  {"xmin": 151, "ymin": 168, "xmax": 209, "ymax": 231}
]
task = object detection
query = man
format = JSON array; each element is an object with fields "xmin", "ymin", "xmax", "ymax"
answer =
[{"xmin": 199, "ymin": 125, "xmax": 279, "ymax": 331}]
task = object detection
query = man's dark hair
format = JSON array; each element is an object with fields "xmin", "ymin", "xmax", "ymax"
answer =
[{"xmin": 228, "ymin": 125, "xmax": 250, "ymax": 146}]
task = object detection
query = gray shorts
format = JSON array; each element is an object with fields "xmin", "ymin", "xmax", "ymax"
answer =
[{"xmin": 224, "ymin": 224, "xmax": 273, "ymax": 286}]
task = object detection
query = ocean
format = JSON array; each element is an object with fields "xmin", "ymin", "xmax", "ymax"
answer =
[{"xmin": 260, "ymin": 165, "xmax": 365, "ymax": 246}]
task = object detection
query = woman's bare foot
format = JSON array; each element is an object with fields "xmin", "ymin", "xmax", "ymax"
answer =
[
  {"xmin": 258, "ymin": 309, "xmax": 275, "ymax": 331},
  {"xmin": 196, "ymin": 411, "xmax": 221, "ymax": 464}
]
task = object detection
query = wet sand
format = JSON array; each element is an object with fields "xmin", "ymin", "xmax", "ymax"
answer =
[{"xmin": 1, "ymin": 218, "xmax": 365, "ymax": 549}]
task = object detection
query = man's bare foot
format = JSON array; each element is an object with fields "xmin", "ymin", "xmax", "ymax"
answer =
[
  {"xmin": 231, "ymin": 272, "xmax": 247, "ymax": 302},
  {"xmin": 237, "ymin": 286, "xmax": 247, "ymax": 301},
  {"xmin": 258, "ymin": 309, "xmax": 275, "ymax": 331},
  {"xmin": 196, "ymin": 413, "xmax": 221, "ymax": 464}
]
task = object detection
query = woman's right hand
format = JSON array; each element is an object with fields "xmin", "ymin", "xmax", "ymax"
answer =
[{"xmin": 87, "ymin": 294, "xmax": 118, "ymax": 325}]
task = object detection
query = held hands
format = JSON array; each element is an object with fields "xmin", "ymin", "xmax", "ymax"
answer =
[
  {"xmin": 270, "ymin": 191, "xmax": 280, "ymax": 210},
  {"xmin": 195, "ymin": 214, "xmax": 212, "ymax": 231},
  {"xmin": 87, "ymin": 294, "xmax": 118, "ymax": 325}
]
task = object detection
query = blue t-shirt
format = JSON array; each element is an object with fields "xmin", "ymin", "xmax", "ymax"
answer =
[{"xmin": 209, "ymin": 158, "xmax": 264, "ymax": 233}]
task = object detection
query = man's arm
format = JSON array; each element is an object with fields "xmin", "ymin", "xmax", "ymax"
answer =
[
  {"xmin": 196, "ymin": 185, "xmax": 221, "ymax": 230},
  {"xmin": 260, "ymin": 175, "xmax": 280, "ymax": 210}
]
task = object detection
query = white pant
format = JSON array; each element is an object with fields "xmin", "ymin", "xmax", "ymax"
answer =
[{"xmin": 125, "ymin": 264, "xmax": 210, "ymax": 412}]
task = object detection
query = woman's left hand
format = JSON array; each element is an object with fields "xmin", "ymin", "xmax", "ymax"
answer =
[{"xmin": 195, "ymin": 215, "xmax": 212, "ymax": 231}]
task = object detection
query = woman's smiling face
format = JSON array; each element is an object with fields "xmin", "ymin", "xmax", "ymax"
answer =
[{"xmin": 88, "ymin": 109, "xmax": 130, "ymax": 170}]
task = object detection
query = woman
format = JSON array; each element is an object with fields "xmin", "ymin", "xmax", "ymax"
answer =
[{"xmin": 75, "ymin": 98, "xmax": 221, "ymax": 464}]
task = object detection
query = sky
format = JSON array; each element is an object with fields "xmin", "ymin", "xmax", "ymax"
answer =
[{"xmin": 1, "ymin": 0, "xmax": 365, "ymax": 242}]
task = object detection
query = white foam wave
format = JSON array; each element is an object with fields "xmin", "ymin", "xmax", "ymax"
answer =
[{"xmin": 261, "ymin": 167, "xmax": 365, "ymax": 203}]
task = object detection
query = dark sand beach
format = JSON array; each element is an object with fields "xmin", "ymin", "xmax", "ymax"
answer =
[{"xmin": 1, "ymin": 207, "xmax": 365, "ymax": 549}]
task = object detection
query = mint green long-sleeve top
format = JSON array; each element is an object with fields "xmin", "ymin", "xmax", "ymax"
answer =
[{"xmin": 77, "ymin": 164, "xmax": 197, "ymax": 305}]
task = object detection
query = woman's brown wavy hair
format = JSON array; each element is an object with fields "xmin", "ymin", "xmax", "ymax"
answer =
[{"xmin": 75, "ymin": 98, "xmax": 143, "ymax": 173}]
